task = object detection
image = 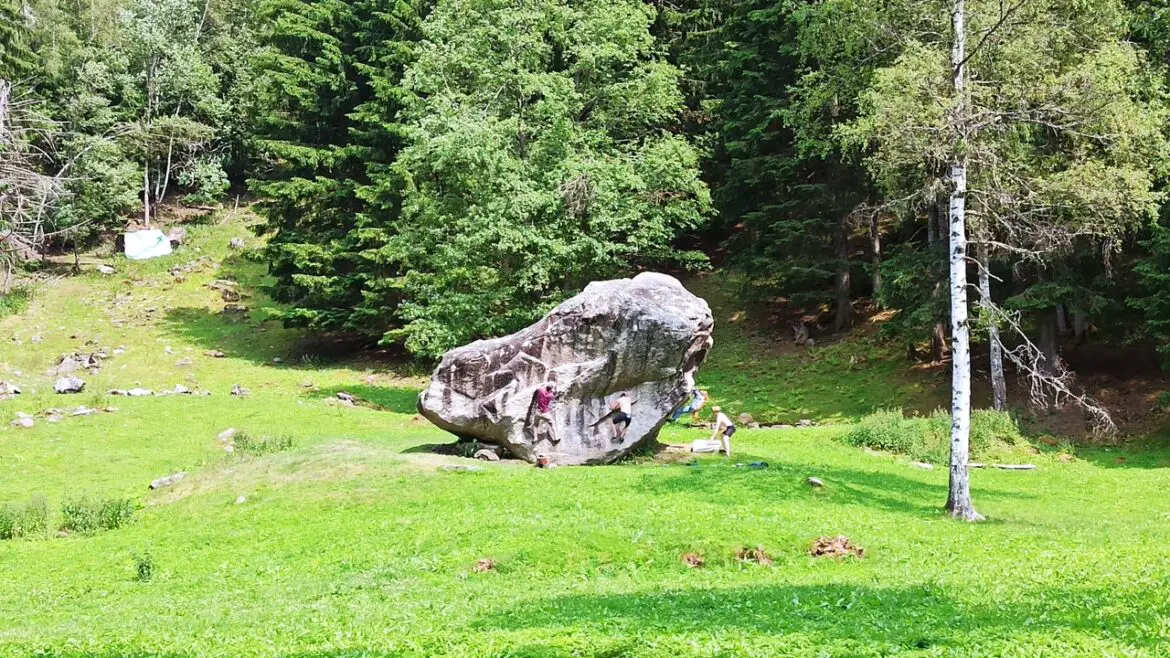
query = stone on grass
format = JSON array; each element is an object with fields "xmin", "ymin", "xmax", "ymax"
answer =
[
  {"xmin": 217, "ymin": 428, "xmax": 237, "ymax": 441},
  {"xmin": 440, "ymin": 464, "xmax": 483, "ymax": 473},
  {"xmin": 54, "ymin": 376, "xmax": 86, "ymax": 394},
  {"xmin": 230, "ymin": 384, "xmax": 250, "ymax": 397},
  {"xmin": 229, "ymin": 237, "xmax": 246, "ymax": 249},
  {"xmin": 234, "ymin": 495, "xmax": 247, "ymax": 505},
  {"xmin": 98, "ymin": 264, "xmax": 116, "ymax": 275},
  {"xmin": 149, "ymin": 472, "xmax": 187, "ymax": 489},
  {"xmin": 166, "ymin": 227, "xmax": 187, "ymax": 247},
  {"xmin": 70, "ymin": 406, "xmax": 97, "ymax": 416},
  {"xmin": 796, "ymin": 419, "xmax": 814, "ymax": 428},
  {"xmin": 807, "ymin": 477, "xmax": 825, "ymax": 488},
  {"xmin": 205, "ymin": 349, "xmax": 226, "ymax": 358},
  {"xmin": 172, "ymin": 384, "xmax": 193, "ymax": 395},
  {"xmin": 474, "ymin": 448, "xmax": 501, "ymax": 461},
  {"xmin": 737, "ymin": 412, "xmax": 754, "ymax": 425},
  {"xmin": 418, "ymin": 273, "xmax": 713, "ymax": 465},
  {"xmin": 175, "ymin": 357, "xmax": 193, "ymax": 367},
  {"xmin": 11, "ymin": 416, "xmax": 34, "ymax": 428}
]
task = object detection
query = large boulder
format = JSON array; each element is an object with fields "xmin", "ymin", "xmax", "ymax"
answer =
[{"xmin": 418, "ymin": 273, "xmax": 714, "ymax": 465}]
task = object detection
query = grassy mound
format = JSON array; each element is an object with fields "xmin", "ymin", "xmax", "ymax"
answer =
[{"xmin": 2, "ymin": 211, "xmax": 1169, "ymax": 657}]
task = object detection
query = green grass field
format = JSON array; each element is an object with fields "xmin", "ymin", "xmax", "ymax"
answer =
[{"xmin": 2, "ymin": 213, "xmax": 1169, "ymax": 657}]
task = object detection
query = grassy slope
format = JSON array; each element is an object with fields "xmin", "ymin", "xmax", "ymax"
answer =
[
  {"xmin": 690, "ymin": 276, "xmax": 949, "ymax": 424},
  {"xmin": 1, "ymin": 213, "xmax": 1169, "ymax": 657}
]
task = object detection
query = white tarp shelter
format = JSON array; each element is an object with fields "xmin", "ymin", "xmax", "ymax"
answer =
[{"xmin": 124, "ymin": 229, "xmax": 173, "ymax": 260}]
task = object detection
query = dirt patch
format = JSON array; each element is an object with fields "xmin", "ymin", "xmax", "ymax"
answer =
[
  {"xmin": 681, "ymin": 552, "xmax": 705, "ymax": 568},
  {"xmin": 809, "ymin": 535, "xmax": 865, "ymax": 559},
  {"xmin": 473, "ymin": 558, "xmax": 496, "ymax": 573},
  {"xmin": 735, "ymin": 546, "xmax": 773, "ymax": 566}
]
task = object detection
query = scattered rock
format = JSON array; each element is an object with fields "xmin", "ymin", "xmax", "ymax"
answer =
[
  {"xmin": 70, "ymin": 406, "xmax": 97, "ymax": 416},
  {"xmin": 224, "ymin": 444, "xmax": 235, "ymax": 453},
  {"xmin": 175, "ymin": 357, "xmax": 193, "ymax": 367},
  {"xmin": 335, "ymin": 391, "xmax": 356, "ymax": 406},
  {"xmin": 104, "ymin": 407, "xmax": 118, "ymax": 413},
  {"xmin": 440, "ymin": 465, "xmax": 483, "ymax": 473},
  {"xmin": 0, "ymin": 381, "xmax": 21, "ymax": 399},
  {"xmin": 172, "ymin": 384, "xmax": 193, "ymax": 395},
  {"xmin": 45, "ymin": 414, "xmax": 63, "ymax": 423},
  {"xmin": 113, "ymin": 348, "xmax": 125, "ymax": 356},
  {"xmin": 229, "ymin": 237, "xmax": 246, "ymax": 249},
  {"xmin": 10, "ymin": 417, "xmax": 34, "ymax": 428},
  {"xmin": 736, "ymin": 412, "xmax": 754, "ymax": 425},
  {"xmin": 149, "ymin": 472, "xmax": 187, "ymax": 490},
  {"xmin": 747, "ymin": 422, "xmax": 761, "ymax": 429},
  {"xmin": 778, "ymin": 424, "xmax": 795, "ymax": 429},
  {"xmin": 682, "ymin": 552, "xmax": 705, "ymax": 569},
  {"xmin": 735, "ymin": 546, "xmax": 773, "ymax": 566},
  {"xmin": 166, "ymin": 227, "xmax": 187, "ymax": 247},
  {"xmin": 473, "ymin": 448, "xmax": 501, "ymax": 461},
  {"xmin": 165, "ymin": 346, "xmax": 175, "ymax": 355},
  {"xmin": 230, "ymin": 384, "xmax": 250, "ymax": 397},
  {"xmin": 217, "ymin": 428, "xmax": 237, "ymax": 441},
  {"xmin": 807, "ymin": 477, "xmax": 825, "ymax": 488},
  {"xmin": 109, "ymin": 387, "xmax": 154, "ymax": 397},
  {"xmin": 204, "ymin": 349, "xmax": 226, "ymax": 358},
  {"xmin": 221, "ymin": 305, "xmax": 249, "ymax": 323},
  {"xmin": 418, "ymin": 273, "xmax": 713, "ymax": 466},
  {"xmin": 272, "ymin": 357, "xmax": 283, "ymax": 364},
  {"xmin": 809, "ymin": 535, "xmax": 865, "ymax": 559},
  {"xmin": 54, "ymin": 376, "xmax": 86, "ymax": 394},
  {"xmin": 52, "ymin": 352, "xmax": 101, "ymax": 375},
  {"xmin": 30, "ymin": 335, "xmax": 42, "ymax": 344},
  {"xmin": 234, "ymin": 495, "xmax": 247, "ymax": 505},
  {"xmin": 911, "ymin": 461, "xmax": 934, "ymax": 470},
  {"xmin": 473, "ymin": 558, "xmax": 497, "ymax": 573},
  {"xmin": 221, "ymin": 288, "xmax": 242, "ymax": 303},
  {"xmin": 98, "ymin": 264, "xmax": 116, "ymax": 275},
  {"xmin": 796, "ymin": 419, "xmax": 815, "ymax": 428}
]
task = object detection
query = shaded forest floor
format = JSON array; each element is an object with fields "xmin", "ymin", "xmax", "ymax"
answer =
[{"xmin": 1, "ymin": 210, "xmax": 1169, "ymax": 657}]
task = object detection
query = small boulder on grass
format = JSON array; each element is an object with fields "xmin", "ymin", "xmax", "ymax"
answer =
[
  {"xmin": 681, "ymin": 552, "xmax": 705, "ymax": 569},
  {"xmin": 473, "ymin": 558, "xmax": 497, "ymax": 573},
  {"xmin": 735, "ymin": 546, "xmax": 773, "ymax": 566},
  {"xmin": 809, "ymin": 535, "xmax": 865, "ymax": 559}
]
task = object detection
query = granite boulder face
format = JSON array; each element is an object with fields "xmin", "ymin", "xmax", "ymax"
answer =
[{"xmin": 418, "ymin": 273, "xmax": 714, "ymax": 465}]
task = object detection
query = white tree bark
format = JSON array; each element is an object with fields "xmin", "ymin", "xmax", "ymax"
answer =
[
  {"xmin": 976, "ymin": 244, "xmax": 1007, "ymax": 411},
  {"xmin": 871, "ymin": 213, "xmax": 882, "ymax": 299},
  {"xmin": 946, "ymin": 0, "xmax": 982, "ymax": 522}
]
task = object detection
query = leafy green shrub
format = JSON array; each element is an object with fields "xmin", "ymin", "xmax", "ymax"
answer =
[
  {"xmin": 233, "ymin": 433, "xmax": 294, "ymax": 457},
  {"xmin": 0, "ymin": 285, "xmax": 33, "ymax": 319},
  {"xmin": 178, "ymin": 157, "xmax": 229, "ymax": 206},
  {"xmin": 0, "ymin": 497, "xmax": 49, "ymax": 540},
  {"xmin": 133, "ymin": 552, "xmax": 154, "ymax": 582},
  {"xmin": 60, "ymin": 497, "xmax": 136, "ymax": 534},
  {"xmin": 843, "ymin": 408, "xmax": 1023, "ymax": 464}
]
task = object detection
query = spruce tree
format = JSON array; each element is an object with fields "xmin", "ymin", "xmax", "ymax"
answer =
[{"xmin": 249, "ymin": 0, "xmax": 425, "ymax": 338}]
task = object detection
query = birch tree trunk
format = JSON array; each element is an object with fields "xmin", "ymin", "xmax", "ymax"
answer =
[
  {"xmin": 946, "ymin": 0, "xmax": 981, "ymax": 522},
  {"xmin": 976, "ymin": 243, "xmax": 1007, "ymax": 411},
  {"xmin": 834, "ymin": 215, "xmax": 853, "ymax": 332},
  {"xmin": 870, "ymin": 213, "xmax": 882, "ymax": 300}
]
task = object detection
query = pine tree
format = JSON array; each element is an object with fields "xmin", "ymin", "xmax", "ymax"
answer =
[
  {"xmin": 0, "ymin": 0, "xmax": 35, "ymax": 80},
  {"xmin": 249, "ymin": 0, "xmax": 425, "ymax": 338}
]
